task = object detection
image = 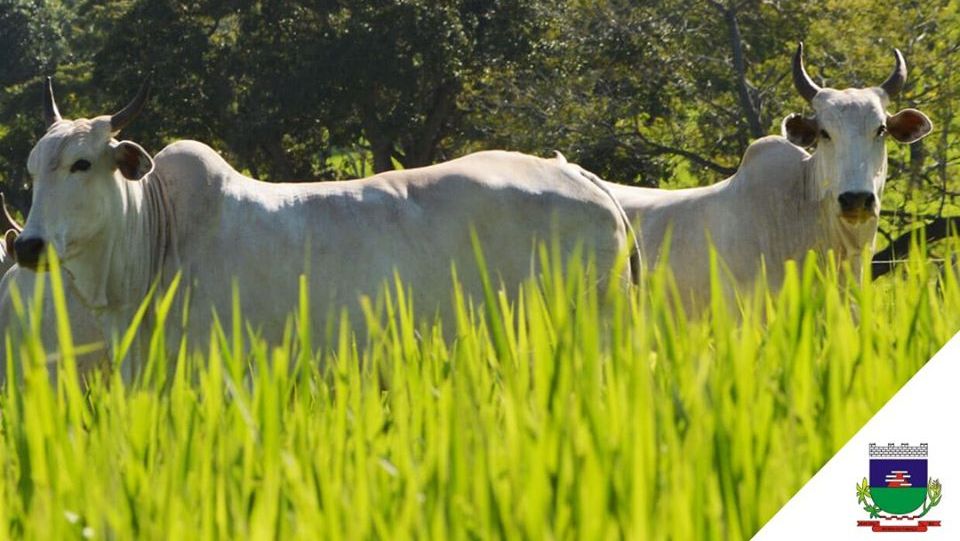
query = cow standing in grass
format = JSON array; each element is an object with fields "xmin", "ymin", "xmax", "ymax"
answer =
[
  {"xmin": 0, "ymin": 195, "xmax": 105, "ymax": 384},
  {"xmin": 13, "ymin": 79, "xmax": 638, "ymax": 379},
  {"xmin": 0, "ymin": 264, "xmax": 107, "ymax": 384},
  {"xmin": 605, "ymin": 44, "xmax": 932, "ymax": 311}
]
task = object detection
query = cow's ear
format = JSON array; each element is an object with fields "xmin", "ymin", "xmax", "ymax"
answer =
[
  {"xmin": 782, "ymin": 114, "xmax": 819, "ymax": 148},
  {"xmin": 4, "ymin": 230, "xmax": 17, "ymax": 262},
  {"xmin": 887, "ymin": 109, "xmax": 933, "ymax": 144},
  {"xmin": 112, "ymin": 140, "xmax": 154, "ymax": 180}
]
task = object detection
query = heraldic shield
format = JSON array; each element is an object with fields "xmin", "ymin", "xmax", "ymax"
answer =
[
  {"xmin": 869, "ymin": 444, "xmax": 928, "ymax": 514},
  {"xmin": 857, "ymin": 443, "xmax": 943, "ymax": 532}
]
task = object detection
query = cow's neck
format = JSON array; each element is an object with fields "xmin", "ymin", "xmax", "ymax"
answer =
[
  {"xmin": 81, "ymin": 173, "xmax": 175, "ymax": 323},
  {"xmin": 806, "ymin": 150, "xmax": 879, "ymax": 279}
]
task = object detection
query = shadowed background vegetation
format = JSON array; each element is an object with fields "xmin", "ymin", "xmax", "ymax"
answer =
[{"xmin": 2, "ymin": 0, "xmax": 960, "ymax": 251}]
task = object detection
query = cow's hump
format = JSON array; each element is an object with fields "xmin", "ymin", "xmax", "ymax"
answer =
[
  {"xmin": 153, "ymin": 140, "xmax": 238, "ymax": 190},
  {"xmin": 733, "ymin": 136, "xmax": 808, "ymax": 189},
  {"xmin": 741, "ymin": 136, "xmax": 809, "ymax": 166}
]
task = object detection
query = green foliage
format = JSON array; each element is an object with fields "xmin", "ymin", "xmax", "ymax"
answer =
[
  {"xmin": 12, "ymin": 0, "xmax": 557, "ymax": 181},
  {"xmin": 1, "ymin": 240, "xmax": 957, "ymax": 538},
  {"xmin": 0, "ymin": 0, "xmax": 71, "ymax": 87},
  {"xmin": 0, "ymin": 0, "xmax": 79, "ymax": 211},
  {"xmin": 2, "ymin": 1, "xmax": 959, "ymax": 248}
]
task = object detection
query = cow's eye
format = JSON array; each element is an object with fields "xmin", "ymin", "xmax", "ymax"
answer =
[
  {"xmin": 819, "ymin": 129, "xmax": 831, "ymax": 140},
  {"xmin": 877, "ymin": 125, "xmax": 887, "ymax": 137},
  {"xmin": 70, "ymin": 159, "xmax": 91, "ymax": 173}
]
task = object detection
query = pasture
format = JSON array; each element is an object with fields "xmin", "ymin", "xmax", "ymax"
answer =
[
  {"xmin": 0, "ymin": 241, "xmax": 955, "ymax": 539},
  {"xmin": 3, "ymin": 2, "xmax": 960, "ymax": 539}
]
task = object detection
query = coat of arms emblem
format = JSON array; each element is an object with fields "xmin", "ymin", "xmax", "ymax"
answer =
[{"xmin": 857, "ymin": 443, "xmax": 942, "ymax": 532}]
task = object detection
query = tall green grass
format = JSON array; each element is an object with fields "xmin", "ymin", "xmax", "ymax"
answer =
[{"xmin": 0, "ymin": 240, "xmax": 957, "ymax": 539}]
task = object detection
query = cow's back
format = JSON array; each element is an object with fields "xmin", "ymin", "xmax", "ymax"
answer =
[
  {"xmin": 608, "ymin": 136, "xmax": 812, "ymax": 310},
  {"xmin": 151, "ymin": 143, "xmax": 631, "ymax": 345}
]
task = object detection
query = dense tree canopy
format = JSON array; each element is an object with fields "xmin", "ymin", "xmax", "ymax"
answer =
[{"xmin": 2, "ymin": 0, "xmax": 959, "ymax": 248}]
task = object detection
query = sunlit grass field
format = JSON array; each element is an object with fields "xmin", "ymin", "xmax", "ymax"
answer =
[{"xmin": 0, "ymin": 240, "xmax": 957, "ymax": 539}]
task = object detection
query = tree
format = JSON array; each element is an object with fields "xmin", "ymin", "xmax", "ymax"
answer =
[
  {"xmin": 88, "ymin": 0, "xmax": 559, "ymax": 178},
  {"xmin": 3, "ymin": 0, "xmax": 960, "ymax": 257},
  {"xmin": 472, "ymin": 0, "xmax": 817, "ymax": 185},
  {"xmin": 0, "ymin": 0, "xmax": 74, "ymax": 212},
  {"xmin": 256, "ymin": 0, "xmax": 558, "ymax": 173}
]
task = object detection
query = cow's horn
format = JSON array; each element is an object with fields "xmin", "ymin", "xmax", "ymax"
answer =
[
  {"xmin": 44, "ymin": 77, "xmax": 62, "ymax": 127},
  {"xmin": 0, "ymin": 193, "xmax": 22, "ymax": 234},
  {"xmin": 792, "ymin": 42, "xmax": 821, "ymax": 103},
  {"xmin": 110, "ymin": 76, "xmax": 151, "ymax": 133},
  {"xmin": 880, "ymin": 49, "xmax": 907, "ymax": 98}
]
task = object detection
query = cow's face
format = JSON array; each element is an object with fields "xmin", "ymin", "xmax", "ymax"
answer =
[
  {"xmin": 782, "ymin": 44, "xmax": 932, "ymax": 226},
  {"xmin": 15, "ymin": 79, "xmax": 152, "ymax": 271}
]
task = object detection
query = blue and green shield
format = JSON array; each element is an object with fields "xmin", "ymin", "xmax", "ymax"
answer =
[{"xmin": 869, "ymin": 458, "xmax": 928, "ymax": 515}]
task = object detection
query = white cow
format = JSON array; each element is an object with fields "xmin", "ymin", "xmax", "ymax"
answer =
[
  {"xmin": 0, "ymin": 264, "xmax": 107, "ymax": 384},
  {"xmin": 14, "ymin": 79, "xmax": 638, "ymax": 378},
  {"xmin": 605, "ymin": 43, "xmax": 932, "ymax": 311},
  {"xmin": 0, "ymin": 195, "xmax": 106, "ymax": 384}
]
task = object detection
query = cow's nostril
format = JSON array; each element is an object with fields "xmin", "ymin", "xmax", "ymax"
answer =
[
  {"xmin": 838, "ymin": 193, "xmax": 853, "ymax": 211},
  {"xmin": 838, "ymin": 191, "xmax": 875, "ymax": 213},
  {"xmin": 13, "ymin": 236, "xmax": 45, "ymax": 269}
]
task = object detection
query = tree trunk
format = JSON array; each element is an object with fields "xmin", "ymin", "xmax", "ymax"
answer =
[
  {"xmin": 260, "ymin": 137, "xmax": 296, "ymax": 180},
  {"xmin": 401, "ymin": 81, "xmax": 460, "ymax": 168},
  {"xmin": 871, "ymin": 217, "xmax": 960, "ymax": 279},
  {"xmin": 909, "ymin": 140, "xmax": 926, "ymax": 189},
  {"xmin": 719, "ymin": 2, "xmax": 765, "ymax": 140},
  {"xmin": 936, "ymin": 80, "xmax": 953, "ymax": 214},
  {"xmin": 370, "ymin": 139, "xmax": 395, "ymax": 174},
  {"xmin": 361, "ymin": 108, "xmax": 397, "ymax": 174}
]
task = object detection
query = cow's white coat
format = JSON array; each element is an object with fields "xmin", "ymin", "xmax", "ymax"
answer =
[
  {"xmin": 19, "ymin": 117, "xmax": 636, "ymax": 375},
  {"xmin": 606, "ymin": 87, "xmax": 931, "ymax": 310},
  {"xmin": 0, "ymin": 264, "xmax": 106, "ymax": 383}
]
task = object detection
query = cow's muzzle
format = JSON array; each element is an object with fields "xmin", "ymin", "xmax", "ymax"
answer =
[
  {"xmin": 837, "ymin": 191, "xmax": 877, "ymax": 224},
  {"xmin": 13, "ymin": 236, "xmax": 45, "ymax": 269}
]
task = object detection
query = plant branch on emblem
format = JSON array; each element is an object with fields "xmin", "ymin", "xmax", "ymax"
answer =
[
  {"xmin": 857, "ymin": 477, "xmax": 882, "ymax": 518},
  {"xmin": 918, "ymin": 478, "xmax": 942, "ymax": 518}
]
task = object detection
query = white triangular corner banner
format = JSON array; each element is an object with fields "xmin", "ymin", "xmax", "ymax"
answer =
[{"xmin": 755, "ymin": 333, "xmax": 959, "ymax": 539}]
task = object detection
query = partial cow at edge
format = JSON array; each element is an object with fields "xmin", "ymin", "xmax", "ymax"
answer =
[
  {"xmin": 10, "ymin": 78, "xmax": 639, "ymax": 381},
  {"xmin": 606, "ymin": 43, "xmax": 932, "ymax": 312},
  {"xmin": 0, "ymin": 194, "xmax": 106, "ymax": 385},
  {"xmin": 0, "ymin": 264, "xmax": 107, "ymax": 385},
  {"xmin": 0, "ymin": 193, "xmax": 22, "ymax": 277}
]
